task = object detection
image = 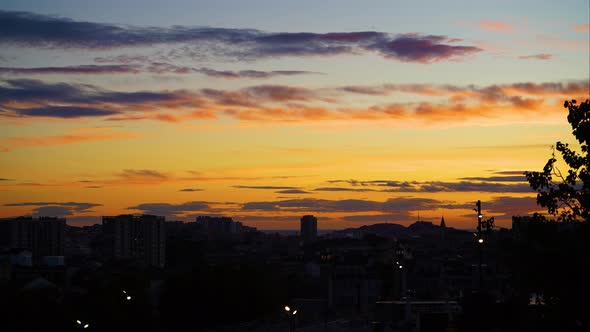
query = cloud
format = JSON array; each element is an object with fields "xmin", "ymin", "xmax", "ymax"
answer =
[
  {"xmin": 1, "ymin": 130, "xmax": 141, "ymax": 151},
  {"xmin": 2, "ymin": 78, "xmax": 587, "ymax": 125},
  {"xmin": 0, "ymin": 11, "xmax": 480, "ymax": 63},
  {"xmin": 32, "ymin": 206, "xmax": 73, "ymax": 216},
  {"xmin": 314, "ymin": 187, "xmax": 377, "ymax": 192},
  {"xmin": 195, "ymin": 68, "xmax": 319, "ymax": 79},
  {"xmin": 0, "ymin": 65, "xmax": 141, "ymax": 75},
  {"xmin": 179, "ymin": 188, "xmax": 204, "ymax": 192},
  {"xmin": 572, "ymin": 23, "xmax": 590, "ymax": 32},
  {"xmin": 119, "ymin": 169, "xmax": 168, "ymax": 179},
  {"xmin": 459, "ymin": 175, "xmax": 527, "ymax": 182},
  {"xmin": 0, "ymin": 178, "xmax": 11, "ymax": 181},
  {"xmin": 367, "ymin": 34, "xmax": 481, "ymax": 63},
  {"xmin": 518, "ymin": 54, "xmax": 552, "ymax": 60},
  {"xmin": 327, "ymin": 179, "xmax": 533, "ymax": 193},
  {"xmin": 5, "ymin": 201, "xmax": 102, "ymax": 216},
  {"xmin": 241, "ymin": 197, "xmax": 443, "ymax": 212},
  {"xmin": 486, "ymin": 196, "xmax": 541, "ymax": 216},
  {"xmin": 128, "ymin": 201, "xmax": 210, "ymax": 216},
  {"xmin": 275, "ymin": 189, "xmax": 311, "ymax": 194},
  {"xmin": 479, "ymin": 20, "xmax": 513, "ymax": 32},
  {"xmin": 233, "ymin": 185, "xmax": 300, "ymax": 190},
  {"xmin": 1, "ymin": 79, "xmax": 176, "ymax": 104},
  {"xmin": 13, "ymin": 105, "xmax": 119, "ymax": 118}
]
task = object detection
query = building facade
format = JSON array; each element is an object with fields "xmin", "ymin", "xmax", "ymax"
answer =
[
  {"xmin": 300, "ymin": 215, "xmax": 318, "ymax": 245},
  {"xmin": 102, "ymin": 215, "xmax": 166, "ymax": 268},
  {"xmin": 0, "ymin": 217, "xmax": 65, "ymax": 265}
]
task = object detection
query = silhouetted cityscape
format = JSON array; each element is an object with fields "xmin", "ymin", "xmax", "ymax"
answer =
[
  {"xmin": 2, "ymin": 206, "xmax": 589, "ymax": 331},
  {"xmin": 1, "ymin": 1, "xmax": 589, "ymax": 331}
]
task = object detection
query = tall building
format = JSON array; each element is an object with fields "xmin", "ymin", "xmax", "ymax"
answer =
[
  {"xmin": 0, "ymin": 217, "xmax": 65, "ymax": 265},
  {"xmin": 102, "ymin": 215, "xmax": 166, "ymax": 268},
  {"xmin": 300, "ymin": 215, "xmax": 318, "ymax": 244},
  {"xmin": 196, "ymin": 216, "xmax": 242, "ymax": 234}
]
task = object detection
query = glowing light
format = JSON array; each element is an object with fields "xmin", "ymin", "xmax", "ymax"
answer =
[
  {"xmin": 76, "ymin": 320, "xmax": 81, "ymax": 325},
  {"xmin": 84, "ymin": 324, "xmax": 89, "ymax": 329},
  {"xmin": 399, "ymin": 265, "xmax": 403, "ymax": 269},
  {"xmin": 285, "ymin": 306, "xmax": 290, "ymax": 312},
  {"xmin": 126, "ymin": 296, "xmax": 132, "ymax": 300},
  {"xmin": 293, "ymin": 310, "xmax": 297, "ymax": 315},
  {"xmin": 478, "ymin": 238, "xmax": 484, "ymax": 244},
  {"xmin": 478, "ymin": 215, "xmax": 483, "ymax": 218}
]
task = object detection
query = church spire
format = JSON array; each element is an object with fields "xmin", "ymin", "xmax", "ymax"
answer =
[{"xmin": 440, "ymin": 216, "xmax": 446, "ymax": 228}]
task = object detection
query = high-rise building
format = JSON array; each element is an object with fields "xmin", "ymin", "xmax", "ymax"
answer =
[
  {"xmin": 102, "ymin": 215, "xmax": 166, "ymax": 268},
  {"xmin": 0, "ymin": 217, "xmax": 65, "ymax": 265},
  {"xmin": 300, "ymin": 215, "xmax": 317, "ymax": 244}
]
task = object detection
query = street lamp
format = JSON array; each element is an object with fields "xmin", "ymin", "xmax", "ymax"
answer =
[
  {"xmin": 284, "ymin": 306, "xmax": 297, "ymax": 332},
  {"xmin": 76, "ymin": 319, "xmax": 90, "ymax": 329}
]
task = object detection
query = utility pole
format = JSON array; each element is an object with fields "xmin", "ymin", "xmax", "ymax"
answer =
[{"xmin": 476, "ymin": 200, "xmax": 483, "ymax": 289}]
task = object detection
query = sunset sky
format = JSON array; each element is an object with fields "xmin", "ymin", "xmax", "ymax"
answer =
[{"xmin": 1, "ymin": 0, "xmax": 589, "ymax": 229}]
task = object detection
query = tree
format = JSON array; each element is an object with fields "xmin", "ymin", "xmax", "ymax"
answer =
[{"xmin": 525, "ymin": 99, "xmax": 590, "ymax": 222}]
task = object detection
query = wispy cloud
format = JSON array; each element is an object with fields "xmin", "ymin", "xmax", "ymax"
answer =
[
  {"xmin": 0, "ymin": 10, "xmax": 481, "ymax": 63},
  {"xmin": 179, "ymin": 188, "xmax": 204, "ymax": 192},
  {"xmin": 0, "ymin": 65, "xmax": 141, "ymax": 75},
  {"xmin": 2, "ymin": 78, "xmax": 587, "ymax": 125},
  {"xmin": 127, "ymin": 201, "xmax": 210, "ymax": 216},
  {"xmin": 518, "ymin": 54, "xmax": 552, "ymax": 60},
  {"xmin": 1, "ymin": 132, "xmax": 140, "ymax": 151},
  {"xmin": 572, "ymin": 23, "xmax": 590, "ymax": 32},
  {"xmin": 479, "ymin": 20, "xmax": 513, "ymax": 32}
]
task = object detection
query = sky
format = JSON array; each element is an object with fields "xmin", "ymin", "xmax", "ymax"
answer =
[{"xmin": 0, "ymin": 0, "xmax": 588, "ymax": 229}]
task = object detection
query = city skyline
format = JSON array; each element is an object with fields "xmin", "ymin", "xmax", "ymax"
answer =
[{"xmin": 1, "ymin": 1, "xmax": 589, "ymax": 229}]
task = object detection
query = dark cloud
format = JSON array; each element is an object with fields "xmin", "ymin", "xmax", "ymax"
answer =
[
  {"xmin": 14, "ymin": 105, "xmax": 119, "ymax": 118},
  {"xmin": 459, "ymin": 175, "xmax": 527, "ymax": 182},
  {"xmin": 233, "ymin": 185, "xmax": 300, "ymax": 190},
  {"xmin": 119, "ymin": 169, "xmax": 168, "ymax": 179},
  {"xmin": 33, "ymin": 206, "xmax": 72, "ymax": 216},
  {"xmin": 494, "ymin": 170, "xmax": 527, "ymax": 175},
  {"xmin": 0, "ymin": 65, "xmax": 140, "ymax": 75},
  {"xmin": 179, "ymin": 188, "xmax": 204, "ymax": 192},
  {"xmin": 0, "ymin": 79, "xmax": 178, "ymax": 106},
  {"xmin": 314, "ymin": 187, "xmax": 377, "ymax": 192},
  {"xmin": 128, "ymin": 201, "xmax": 210, "ymax": 216},
  {"xmin": 241, "ymin": 197, "xmax": 442, "ymax": 212},
  {"xmin": 367, "ymin": 34, "xmax": 481, "ymax": 63},
  {"xmin": 328, "ymin": 179, "xmax": 533, "ymax": 193},
  {"xmin": 5, "ymin": 201, "xmax": 102, "ymax": 216},
  {"xmin": 85, "ymin": 186, "xmax": 103, "ymax": 189},
  {"xmin": 0, "ymin": 11, "xmax": 480, "ymax": 63},
  {"xmin": 0, "ymin": 178, "xmax": 11, "ymax": 181},
  {"xmin": 486, "ymin": 196, "xmax": 540, "ymax": 216},
  {"xmin": 275, "ymin": 189, "xmax": 311, "ymax": 194}
]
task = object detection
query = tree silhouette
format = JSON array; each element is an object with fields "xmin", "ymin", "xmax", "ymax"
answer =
[{"xmin": 525, "ymin": 99, "xmax": 590, "ymax": 222}]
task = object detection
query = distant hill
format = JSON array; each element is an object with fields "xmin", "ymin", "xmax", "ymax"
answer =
[{"xmin": 326, "ymin": 221, "xmax": 467, "ymax": 239}]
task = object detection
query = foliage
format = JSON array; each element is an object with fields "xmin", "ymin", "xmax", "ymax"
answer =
[{"xmin": 525, "ymin": 99, "xmax": 590, "ymax": 222}]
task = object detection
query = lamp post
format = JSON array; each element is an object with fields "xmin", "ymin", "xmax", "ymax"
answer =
[
  {"xmin": 476, "ymin": 200, "xmax": 484, "ymax": 289},
  {"xmin": 284, "ymin": 305, "xmax": 298, "ymax": 332}
]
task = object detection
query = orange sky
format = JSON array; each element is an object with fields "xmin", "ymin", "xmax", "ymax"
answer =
[{"xmin": 0, "ymin": 3, "xmax": 589, "ymax": 229}]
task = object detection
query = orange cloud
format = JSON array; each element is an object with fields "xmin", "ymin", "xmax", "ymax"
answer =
[
  {"xmin": 572, "ymin": 23, "xmax": 590, "ymax": 32},
  {"xmin": 1, "ymin": 132, "xmax": 141, "ymax": 151},
  {"xmin": 479, "ymin": 20, "xmax": 513, "ymax": 32}
]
